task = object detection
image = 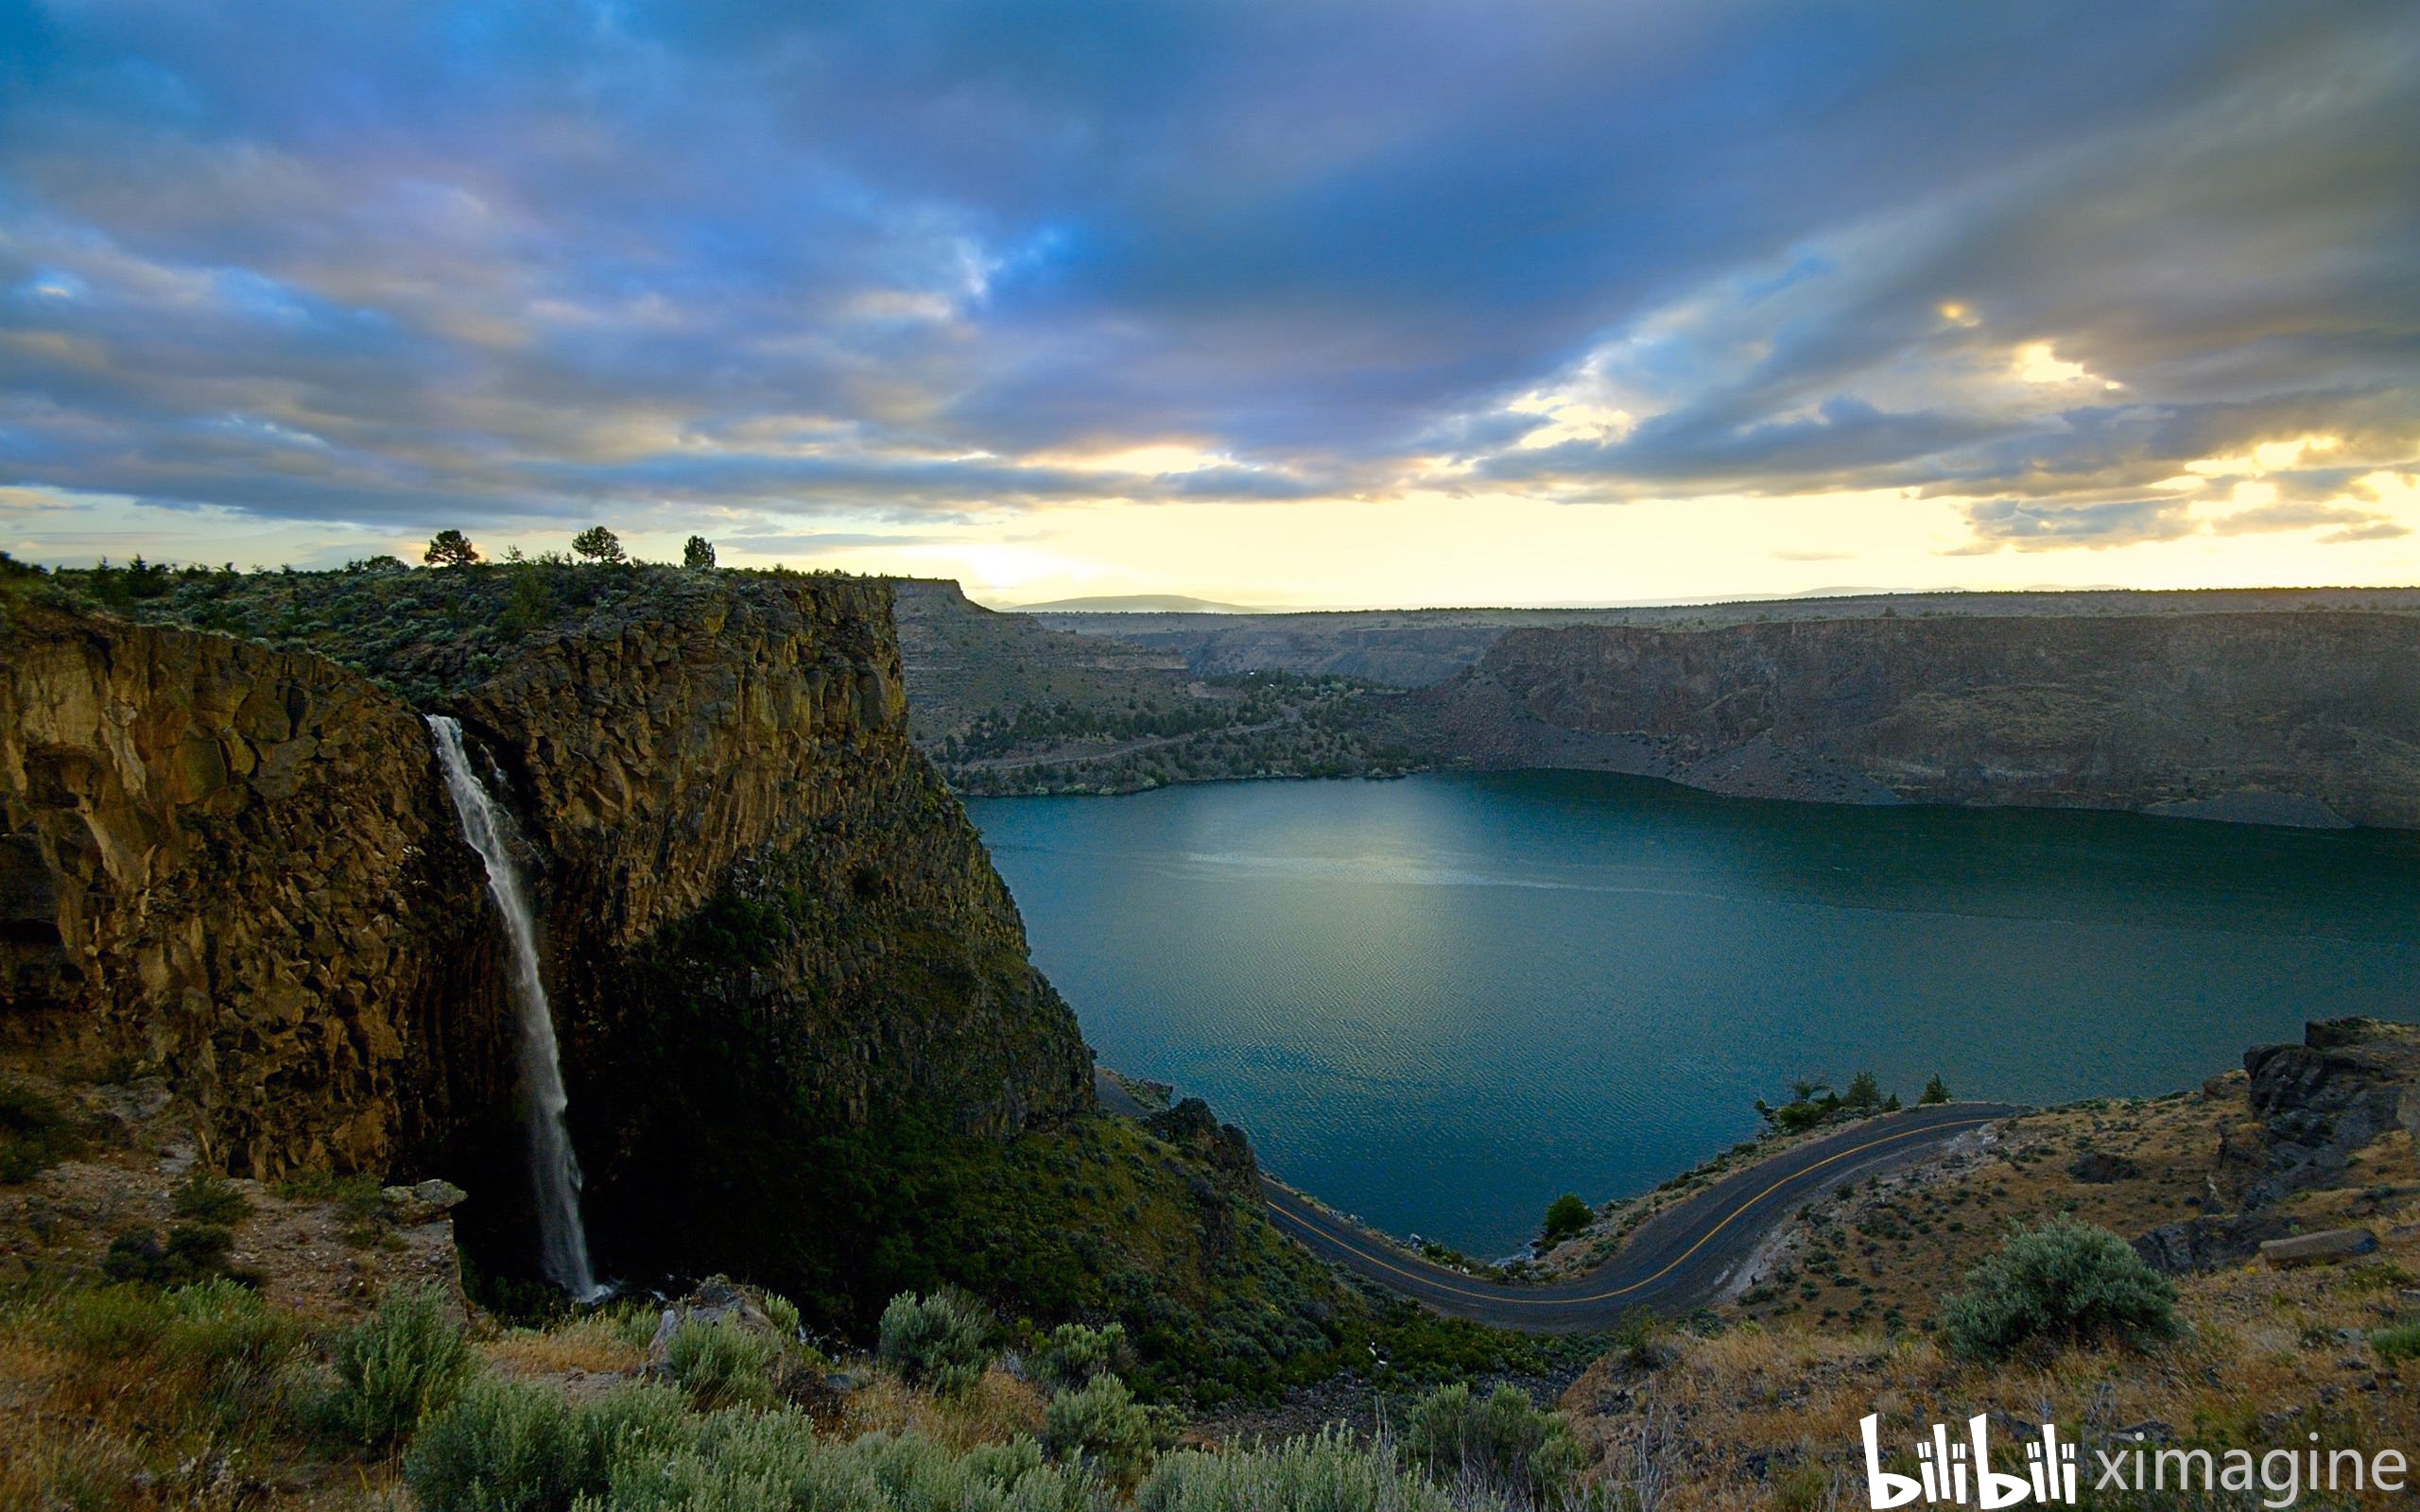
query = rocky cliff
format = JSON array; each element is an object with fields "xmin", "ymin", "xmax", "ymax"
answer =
[
  {"xmin": 0, "ymin": 602, "xmax": 508, "ymax": 1180},
  {"xmin": 0, "ymin": 570, "xmax": 1092, "ymax": 1291},
  {"xmin": 1421, "ymin": 610, "xmax": 2420, "ymax": 828}
]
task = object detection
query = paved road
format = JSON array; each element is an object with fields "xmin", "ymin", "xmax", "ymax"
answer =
[{"xmin": 1256, "ymin": 1103, "xmax": 2025, "ymax": 1332}]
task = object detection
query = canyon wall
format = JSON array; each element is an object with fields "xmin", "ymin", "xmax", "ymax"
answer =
[
  {"xmin": 0, "ymin": 573, "xmax": 1092, "ymax": 1284},
  {"xmin": 1423, "ymin": 611, "xmax": 2420, "ymax": 828},
  {"xmin": 0, "ymin": 603, "xmax": 504, "ymax": 1178}
]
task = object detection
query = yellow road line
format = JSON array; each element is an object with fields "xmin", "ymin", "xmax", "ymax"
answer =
[{"xmin": 1265, "ymin": 1113, "xmax": 2002, "ymax": 1310}]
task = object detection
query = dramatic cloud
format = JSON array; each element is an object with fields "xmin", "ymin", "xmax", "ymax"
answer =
[{"xmin": 1, "ymin": 0, "xmax": 2414, "ymax": 576}]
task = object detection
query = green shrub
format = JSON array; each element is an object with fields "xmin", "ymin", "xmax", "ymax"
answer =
[
  {"xmin": 1041, "ymin": 1372, "xmax": 1173, "ymax": 1484},
  {"xmin": 1920, "ymin": 1074, "xmax": 1951, "ymax": 1106},
  {"xmin": 1034, "ymin": 1320, "xmax": 1133, "ymax": 1394},
  {"xmin": 1141, "ymin": 1427, "xmax": 1494, "ymax": 1512},
  {"xmin": 1939, "ymin": 1219, "xmax": 2184, "ymax": 1362},
  {"xmin": 1607, "ymin": 1305, "xmax": 1670, "ymax": 1370},
  {"xmin": 102, "ymin": 1223, "xmax": 236, "ymax": 1285},
  {"xmin": 2370, "ymin": 1320, "xmax": 2420, "ymax": 1363},
  {"xmin": 0, "ymin": 1079, "xmax": 82, "ymax": 1183},
  {"xmin": 423, "ymin": 1379, "xmax": 683, "ymax": 1511},
  {"xmin": 666, "ymin": 1315, "xmax": 780, "ymax": 1410},
  {"xmin": 406, "ymin": 1376, "xmax": 689, "ymax": 1512},
  {"xmin": 760, "ymin": 1291, "xmax": 803, "ymax": 1339},
  {"xmin": 328, "ymin": 1284, "xmax": 477, "ymax": 1448},
  {"xmin": 877, "ymin": 1288, "xmax": 993, "ymax": 1395},
  {"xmin": 602, "ymin": 1413, "xmax": 1095, "ymax": 1512},
  {"xmin": 172, "ymin": 1172, "xmax": 253, "ymax": 1226},
  {"xmin": 1400, "ymin": 1382, "xmax": 1582, "ymax": 1503},
  {"xmin": 1540, "ymin": 1194, "xmax": 1593, "ymax": 1245}
]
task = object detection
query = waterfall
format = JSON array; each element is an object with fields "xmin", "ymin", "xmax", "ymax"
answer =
[{"xmin": 426, "ymin": 715, "xmax": 603, "ymax": 1301}]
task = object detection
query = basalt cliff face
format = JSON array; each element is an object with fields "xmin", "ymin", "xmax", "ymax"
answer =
[
  {"xmin": 1422, "ymin": 611, "xmax": 2420, "ymax": 828},
  {"xmin": 0, "ymin": 603, "xmax": 502, "ymax": 1178},
  {"xmin": 0, "ymin": 574, "xmax": 1092, "ymax": 1286}
]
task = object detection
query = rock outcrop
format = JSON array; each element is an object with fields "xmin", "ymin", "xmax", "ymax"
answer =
[
  {"xmin": 0, "ymin": 602, "xmax": 501, "ymax": 1177},
  {"xmin": 2238, "ymin": 1018, "xmax": 2420, "ymax": 1207},
  {"xmin": 1421, "ymin": 611, "xmax": 2420, "ymax": 828},
  {"xmin": 0, "ymin": 572, "xmax": 1093, "ymax": 1290},
  {"xmin": 2135, "ymin": 1019, "xmax": 2420, "ymax": 1273}
]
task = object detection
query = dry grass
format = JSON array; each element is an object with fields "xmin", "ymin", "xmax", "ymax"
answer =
[
  {"xmin": 841, "ymin": 1362, "xmax": 1047, "ymax": 1451},
  {"xmin": 1567, "ymin": 1180, "xmax": 2420, "ymax": 1509},
  {"xmin": 482, "ymin": 1311, "xmax": 650, "ymax": 1378}
]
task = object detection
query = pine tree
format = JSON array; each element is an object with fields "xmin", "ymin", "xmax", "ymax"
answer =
[{"xmin": 424, "ymin": 529, "xmax": 480, "ymax": 568}]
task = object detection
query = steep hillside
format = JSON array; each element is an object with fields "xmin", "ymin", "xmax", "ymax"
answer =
[
  {"xmin": 890, "ymin": 577, "xmax": 1420, "ymax": 794},
  {"xmin": 1419, "ymin": 610, "xmax": 2420, "ymax": 828}
]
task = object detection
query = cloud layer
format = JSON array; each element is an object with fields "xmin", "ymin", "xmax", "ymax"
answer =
[{"xmin": 2, "ymin": 0, "xmax": 2415, "ymax": 567}]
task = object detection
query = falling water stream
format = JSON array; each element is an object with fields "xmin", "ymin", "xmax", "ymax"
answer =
[{"xmin": 426, "ymin": 715, "xmax": 603, "ymax": 1300}]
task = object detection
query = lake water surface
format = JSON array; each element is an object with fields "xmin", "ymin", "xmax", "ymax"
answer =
[{"xmin": 969, "ymin": 773, "xmax": 2420, "ymax": 1257}]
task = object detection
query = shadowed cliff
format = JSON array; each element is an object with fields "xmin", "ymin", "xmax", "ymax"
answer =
[{"xmin": 0, "ymin": 568, "xmax": 1093, "ymax": 1297}]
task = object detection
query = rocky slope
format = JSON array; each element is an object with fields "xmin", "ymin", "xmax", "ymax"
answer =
[
  {"xmin": 0, "ymin": 571, "xmax": 1093, "ymax": 1294},
  {"xmin": 1418, "ymin": 610, "xmax": 2420, "ymax": 828}
]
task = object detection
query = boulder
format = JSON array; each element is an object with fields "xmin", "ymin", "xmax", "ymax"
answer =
[
  {"xmin": 2133, "ymin": 1212, "xmax": 2290, "ymax": 1276},
  {"xmin": 380, "ymin": 1178, "xmax": 468, "ymax": 1227},
  {"xmin": 2257, "ymin": 1228, "xmax": 2378, "ymax": 1268},
  {"xmin": 2067, "ymin": 1151, "xmax": 2142, "ymax": 1184}
]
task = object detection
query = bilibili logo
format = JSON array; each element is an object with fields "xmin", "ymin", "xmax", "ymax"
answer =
[
  {"xmin": 1860, "ymin": 1415, "xmax": 2411, "ymax": 1509},
  {"xmin": 1860, "ymin": 1414, "xmax": 2076, "ymax": 1507}
]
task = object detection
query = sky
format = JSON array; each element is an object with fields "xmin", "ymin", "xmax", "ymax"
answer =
[{"xmin": 3, "ymin": 1, "xmax": 2417, "ymax": 609}]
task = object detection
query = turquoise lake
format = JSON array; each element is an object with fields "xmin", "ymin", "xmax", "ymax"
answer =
[{"xmin": 968, "ymin": 772, "xmax": 2420, "ymax": 1257}]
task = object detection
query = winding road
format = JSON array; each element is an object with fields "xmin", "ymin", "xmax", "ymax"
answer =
[
  {"xmin": 1093, "ymin": 1074, "xmax": 2019, "ymax": 1332},
  {"xmin": 1260, "ymin": 1103, "xmax": 2023, "ymax": 1330}
]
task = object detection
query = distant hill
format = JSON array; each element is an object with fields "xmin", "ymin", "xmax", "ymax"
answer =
[{"xmin": 1002, "ymin": 593, "xmax": 1270, "ymax": 613}]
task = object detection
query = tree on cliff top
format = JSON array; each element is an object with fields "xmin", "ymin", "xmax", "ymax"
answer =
[
  {"xmin": 572, "ymin": 525, "xmax": 627, "ymax": 565},
  {"xmin": 683, "ymin": 535, "xmax": 717, "ymax": 570},
  {"xmin": 424, "ymin": 530, "xmax": 480, "ymax": 568}
]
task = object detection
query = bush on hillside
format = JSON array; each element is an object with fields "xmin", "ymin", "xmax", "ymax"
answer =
[
  {"xmin": 666, "ymin": 1314, "xmax": 782, "ymax": 1410},
  {"xmin": 1041, "ymin": 1372, "xmax": 1175, "ymax": 1484},
  {"xmin": 1034, "ymin": 1319, "xmax": 1135, "ymax": 1394},
  {"xmin": 877, "ymin": 1288, "xmax": 994, "ymax": 1395},
  {"xmin": 1939, "ymin": 1219, "xmax": 2184, "ymax": 1362},
  {"xmin": 102, "ymin": 1223, "xmax": 238, "ymax": 1286},
  {"xmin": 172, "ymin": 1172, "xmax": 252, "ymax": 1226},
  {"xmin": 327, "ymin": 1284, "xmax": 477, "ymax": 1448},
  {"xmin": 0, "ymin": 1078, "xmax": 83, "ymax": 1183},
  {"xmin": 405, "ymin": 1376, "xmax": 690, "ymax": 1512},
  {"xmin": 1400, "ymin": 1381, "xmax": 1582, "ymax": 1503},
  {"xmin": 2367, "ymin": 1320, "xmax": 2420, "ymax": 1363}
]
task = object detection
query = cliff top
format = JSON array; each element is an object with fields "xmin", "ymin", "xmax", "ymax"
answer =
[{"xmin": 5, "ymin": 557, "xmax": 888, "ymax": 710}]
